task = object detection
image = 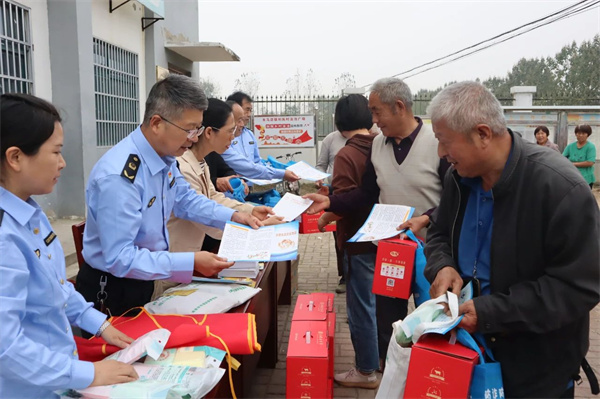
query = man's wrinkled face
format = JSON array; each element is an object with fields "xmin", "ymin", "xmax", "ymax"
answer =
[
  {"xmin": 157, "ymin": 109, "xmax": 203, "ymax": 157},
  {"xmin": 433, "ymin": 119, "xmax": 482, "ymax": 178},
  {"xmin": 232, "ymin": 103, "xmax": 245, "ymax": 137},
  {"xmin": 241, "ymin": 99, "xmax": 253, "ymax": 125},
  {"xmin": 368, "ymin": 92, "xmax": 403, "ymax": 138}
]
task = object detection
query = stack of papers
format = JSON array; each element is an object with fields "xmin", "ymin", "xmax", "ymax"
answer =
[
  {"xmin": 242, "ymin": 176, "xmax": 283, "ymax": 185},
  {"xmin": 218, "ymin": 261, "xmax": 259, "ymax": 279},
  {"xmin": 271, "ymin": 193, "xmax": 314, "ymax": 222},
  {"xmin": 218, "ymin": 221, "xmax": 299, "ymax": 262},
  {"xmin": 286, "ymin": 161, "xmax": 330, "ymax": 181},
  {"xmin": 348, "ymin": 204, "xmax": 415, "ymax": 242}
]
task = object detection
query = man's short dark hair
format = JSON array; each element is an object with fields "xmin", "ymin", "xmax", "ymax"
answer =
[
  {"xmin": 334, "ymin": 94, "xmax": 373, "ymax": 132},
  {"xmin": 227, "ymin": 91, "xmax": 253, "ymax": 106},
  {"xmin": 143, "ymin": 74, "xmax": 208, "ymax": 125}
]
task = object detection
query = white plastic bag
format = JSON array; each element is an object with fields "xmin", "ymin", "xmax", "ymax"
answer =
[
  {"xmin": 376, "ymin": 319, "xmax": 411, "ymax": 399},
  {"xmin": 74, "ymin": 363, "xmax": 225, "ymax": 399},
  {"xmin": 145, "ymin": 282, "xmax": 261, "ymax": 314},
  {"xmin": 397, "ymin": 282, "xmax": 473, "ymax": 346},
  {"xmin": 106, "ymin": 329, "xmax": 170, "ymax": 364}
]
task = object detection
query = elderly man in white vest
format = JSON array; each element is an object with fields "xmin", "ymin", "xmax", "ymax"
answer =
[{"xmin": 305, "ymin": 77, "xmax": 449, "ymax": 388}]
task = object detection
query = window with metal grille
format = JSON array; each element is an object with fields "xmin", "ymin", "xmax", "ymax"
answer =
[
  {"xmin": 0, "ymin": 0, "xmax": 33, "ymax": 94},
  {"xmin": 93, "ymin": 38, "xmax": 139, "ymax": 147}
]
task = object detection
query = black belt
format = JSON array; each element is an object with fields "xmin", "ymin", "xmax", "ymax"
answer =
[{"xmin": 75, "ymin": 262, "xmax": 154, "ymax": 318}]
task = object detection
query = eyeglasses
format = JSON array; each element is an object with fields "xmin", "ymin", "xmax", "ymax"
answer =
[
  {"xmin": 160, "ymin": 116, "xmax": 205, "ymax": 139},
  {"xmin": 210, "ymin": 125, "xmax": 237, "ymax": 135}
]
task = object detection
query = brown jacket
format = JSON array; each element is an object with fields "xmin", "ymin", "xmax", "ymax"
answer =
[{"xmin": 332, "ymin": 133, "xmax": 377, "ymax": 254}]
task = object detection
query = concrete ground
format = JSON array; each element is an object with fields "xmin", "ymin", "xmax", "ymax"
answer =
[{"xmin": 53, "ymin": 189, "xmax": 599, "ymax": 398}]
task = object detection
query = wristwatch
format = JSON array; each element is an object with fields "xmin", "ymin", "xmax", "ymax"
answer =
[{"xmin": 95, "ymin": 319, "xmax": 111, "ymax": 337}]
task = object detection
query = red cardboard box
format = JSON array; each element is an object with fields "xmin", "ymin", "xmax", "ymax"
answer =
[
  {"xmin": 372, "ymin": 238, "xmax": 418, "ymax": 299},
  {"xmin": 312, "ymin": 292, "xmax": 334, "ymax": 313},
  {"xmin": 326, "ymin": 312, "xmax": 336, "ymax": 380},
  {"xmin": 287, "ymin": 320, "xmax": 330, "ymax": 399},
  {"xmin": 292, "ymin": 294, "xmax": 329, "ymax": 321},
  {"xmin": 404, "ymin": 334, "xmax": 479, "ymax": 399},
  {"xmin": 299, "ymin": 211, "xmax": 336, "ymax": 234}
]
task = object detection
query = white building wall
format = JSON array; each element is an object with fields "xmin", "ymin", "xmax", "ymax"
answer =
[
  {"xmin": 91, "ymin": 0, "xmax": 147, "ymax": 121},
  {"xmin": 18, "ymin": 0, "xmax": 52, "ymax": 101}
]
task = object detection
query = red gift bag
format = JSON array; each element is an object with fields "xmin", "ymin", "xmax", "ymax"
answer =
[{"xmin": 76, "ymin": 309, "xmax": 260, "ymax": 362}]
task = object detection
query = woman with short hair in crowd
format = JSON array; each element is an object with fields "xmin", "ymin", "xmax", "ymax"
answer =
[
  {"xmin": 563, "ymin": 124, "xmax": 596, "ymax": 189},
  {"xmin": 534, "ymin": 125, "xmax": 559, "ymax": 152}
]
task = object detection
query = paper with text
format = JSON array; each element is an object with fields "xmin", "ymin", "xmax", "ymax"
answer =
[
  {"xmin": 218, "ymin": 223, "xmax": 272, "ymax": 261},
  {"xmin": 218, "ymin": 221, "xmax": 299, "ymax": 262},
  {"xmin": 348, "ymin": 204, "xmax": 415, "ymax": 242},
  {"xmin": 270, "ymin": 193, "xmax": 314, "ymax": 222},
  {"xmin": 286, "ymin": 161, "xmax": 330, "ymax": 181}
]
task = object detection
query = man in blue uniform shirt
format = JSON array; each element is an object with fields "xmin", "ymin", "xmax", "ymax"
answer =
[
  {"xmin": 222, "ymin": 91, "xmax": 300, "ymax": 182},
  {"xmin": 76, "ymin": 75, "xmax": 263, "ymax": 317}
]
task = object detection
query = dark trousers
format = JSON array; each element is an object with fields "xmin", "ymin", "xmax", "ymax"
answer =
[
  {"xmin": 75, "ymin": 262, "xmax": 154, "ymax": 319},
  {"xmin": 332, "ymin": 231, "xmax": 344, "ymax": 278},
  {"xmin": 201, "ymin": 235, "xmax": 220, "ymax": 253},
  {"xmin": 559, "ymin": 384, "xmax": 574, "ymax": 399},
  {"xmin": 376, "ymin": 295, "xmax": 408, "ymax": 360}
]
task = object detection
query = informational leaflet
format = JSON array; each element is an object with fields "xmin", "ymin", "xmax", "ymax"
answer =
[
  {"xmin": 286, "ymin": 161, "xmax": 330, "ymax": 181},
  {"xmin": 218, "ymin": 222, "xmax": 272, "ymax": 261},
  {"xmin": 348, "ymin": 204, "xmax": 415, "ymax": 242},
  {"xmin": 271, "ymin": 193, "xmax": 314, "ymax": 222},
  {"xmin": 218, "ymin": 221, "xmax": 299, "ymax": 262},
  {"xmin": 243, "ymin": 176, "xmax": 283, "ymax": 185}
]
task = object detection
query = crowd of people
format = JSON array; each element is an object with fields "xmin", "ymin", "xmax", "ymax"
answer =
[{"xmin": 0, "ymin": 74, "xmax": 598, "ymax": 399}]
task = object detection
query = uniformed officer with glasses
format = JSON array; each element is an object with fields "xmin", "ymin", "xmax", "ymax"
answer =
[{"xmin": 76, "ymin": 75, "xmax": 263, "ymax": 318}]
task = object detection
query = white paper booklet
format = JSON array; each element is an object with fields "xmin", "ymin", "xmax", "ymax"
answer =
[
  {"xmin": 348, "ymin": 204, "xmax": 415, "ymax": 242},
  {"xmin": 243, "ymin": 176, "xmax": 282, "ymax": 185},
  {"xmin": 218, "ymin": 222, "xmax": 273, "ymax": 261},
  {"xmin": 218, "ymin": 221, "xmax": 299, "ymax": 262},
  {"xmin": 286, "ymin": 160, "xmax": 330, "ymax": 181},
  {"xmin": 218, "ymin": 261, "xmax": 259, "ymax": 278},
  {"xmin": 271, "ymin": 193, "xmax": 314, "ymax": 222}
]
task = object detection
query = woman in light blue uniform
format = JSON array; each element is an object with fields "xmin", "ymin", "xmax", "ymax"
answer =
[{"xmin": 0, "ymin": 94, "xmax": 138, "ymax": 398}]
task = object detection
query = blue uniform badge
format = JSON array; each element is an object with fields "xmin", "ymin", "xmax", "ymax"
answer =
[
  {"xmin": 168, "ymin": 170, "xmax": 175, "ymax": 188},
  {"xmin": 44, "ymin": 231, "xmax": 57, "ymax": 246},
  {"xmin": 121, "ymin": 154, "xmax": 140, "ymax": 183},
  {"xmin": 34, "ymin": 249, "xmax": 40, "ymax": 258},
  {"xmin": 148, "ymin": 196, "xmax": 156, "ymax": 208}
]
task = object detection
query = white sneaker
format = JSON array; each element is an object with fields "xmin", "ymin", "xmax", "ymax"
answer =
[{"xmin": 334, "ymin": 367, "xmax": 379, "ymax": 389}]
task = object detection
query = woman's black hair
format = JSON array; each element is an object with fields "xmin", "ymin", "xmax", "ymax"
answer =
[
  {"xmin": 202, "ymin": 98, "xmax": 233, "ymax": 130},
  {"xmin": 334, "ymin": 94, "xmax": 372, "ymax": 132},
  {"xmin": 575, "ymin": 124, "xmax": 592, "ymax": 137},
  {"xmin": 534, "ymin": 125, "xmax": 550, "ymax": 136},
  {"xmin": 1, "ymin": 93, "xmax": 61, "ymax": 162}
]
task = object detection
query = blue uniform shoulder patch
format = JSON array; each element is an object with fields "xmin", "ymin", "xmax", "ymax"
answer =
[{"xmin": 121, "ymin": 154, "xmax": 141, "ymax": 183}]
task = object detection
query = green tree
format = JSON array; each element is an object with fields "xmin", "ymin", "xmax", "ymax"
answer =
[{"xmin": 481, "ymin": 35, "xmax": 599, "ymax": 105}]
